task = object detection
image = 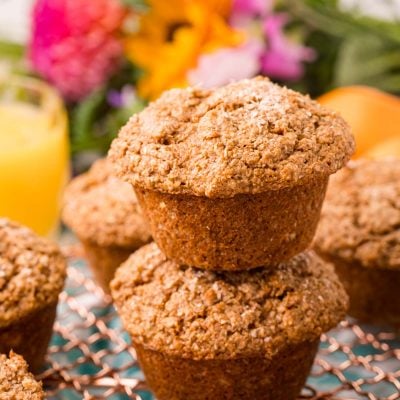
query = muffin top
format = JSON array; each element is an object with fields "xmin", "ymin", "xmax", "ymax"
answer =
[
  {"xmin": 62, "ymin": 158, "xmax": 151, "ymax": 248},
  {"xmin": 314, "ymin": 158, "xmax": 400, "ymax": 270},
  {"xmin": 0, "ymin": 352, "xmax": 44, "ymax": 399},
  {"xmin": 108, "ymin": 77, "xmax": 354, "ymax": 198},
  {"xmin": 0, "ymin": 219, "xmax": 66, "ymax": 328},
  {"xmin": 112, "ymin": 243, "xmax": 347, "ymax": 360}
]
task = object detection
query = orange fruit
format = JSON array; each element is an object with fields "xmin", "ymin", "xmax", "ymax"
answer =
[
  {"xmin": 318, "ymin": 86, "xmax": 400, "ymax": 158},
  {"xmin": 366, "ymin": 136, "xmax": 400, "ymax": 159}
]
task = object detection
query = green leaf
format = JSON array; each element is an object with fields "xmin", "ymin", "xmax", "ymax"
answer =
[
  {"xmin": 335, "ymin": 33, "xmax": 400, "ymax": 91},
  {"xmin": 70, "ymin": 89, "xmax": 108, "ymax": 153},
  {"xmin": 70, "ymin": 84, "xmax": 147, "ymax": 155},
  {"xmin": 288, "ymin": 0, "xmax": 400, "ymax": 45},
  {"xmin": 378, "ymin": 75, "xmax": 400, "ymax": 92},
  {"xmin": 302, "ymin": 31, "xmax": 342, "ymax": 96},
  {"xmin": 0, "ymin": 41, "xmax": 24, "ymax": 61},
  {"xmin": 285, "ymin": 0, "xmax": 400, "ymax": 95},
  {"xmin": 120, "ymin": 0, "xmax": 148, "ymax": 11}
]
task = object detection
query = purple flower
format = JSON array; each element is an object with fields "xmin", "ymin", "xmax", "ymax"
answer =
[
  {"xmin": 107, "ymin": 89, "xmax": 124, "ymax": 108},
  {"xmin": 261, "ymin": 14, "xmax": 316, "ymax": 81},
  {"xmin": 107, "ymin": 85, "xmax": 138, "ymax": 108}
]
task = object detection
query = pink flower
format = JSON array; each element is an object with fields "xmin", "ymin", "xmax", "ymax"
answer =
[
  {"xmin": 230, "ymin": 0, "xmax": 272, "ymax": 29},
  {"xmin": 230, "ymin": 0, "xmax": 315, "ymax": 82},
  {"xmin": 187, "ymin": 40, "xmax": 264, "ymax": 89},
  {"xmin": 232, "ymin": 0, "xmax": 272, "ymax": 16},
  {"xmin": 261, "ymin": 14, "xmax": 315, "ymax": 81},
  {"xmin": 29, "ymin": 0, "xmax": 126, "ymax": 101}
]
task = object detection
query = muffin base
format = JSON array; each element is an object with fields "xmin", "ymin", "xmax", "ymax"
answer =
[
  {"xmin": 329, "ymin": 256, "xmax": 400, "ymax": 327},
  {"xmin": 135, "ymin": 177, "xmax": 328, "ymax": 270},
  {"xmin": 82, "ymin": 240, "xmax": 135, "ymax": 294},
  {"xmin": 0, "ymin": 302, "xmax": 57, "ymax": 373},
  {"xmin": 135, "ymin": 340, "xmax": 319, "ymax": 400}
]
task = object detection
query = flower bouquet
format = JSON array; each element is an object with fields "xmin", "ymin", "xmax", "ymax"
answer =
[{"xmin": 3, "ymin": 0, "xmax": 400, "ymax": 161}]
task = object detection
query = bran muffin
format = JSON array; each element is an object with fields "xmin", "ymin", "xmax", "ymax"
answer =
[
  {"xmin": 111, "ymin": 243, "xmax": 348, "ymax": 400},
  {"xmin": 62, "ymin": 158, "xmax": 152, "ymax": 293},
  {"xmin": 109, "ymin": 77, "xmax": 354, "ymax": 270},
  {"xmin": 0, "ymin": 352, "xmax": 44, "ymax": 399},
  {"xmin": 0, "ymin": 219, "xmax": 66, "ymax": 373},
  {"xmin": 314, "ymin": 158, "xmax": 400, "ymax": 327}
]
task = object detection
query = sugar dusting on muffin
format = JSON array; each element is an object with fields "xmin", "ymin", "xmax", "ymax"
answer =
[
  {"xmin": 109, "ymin": 76, "xmax": 354, "ymax": 197},
  {"xmin": 112, "ymin": 243, "xmax": 348, "ymax": 360}
]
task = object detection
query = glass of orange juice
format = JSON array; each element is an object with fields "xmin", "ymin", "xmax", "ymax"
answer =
[{"xmin": 0, "ymin": 76, "xmax": 69, "ymax": 237}]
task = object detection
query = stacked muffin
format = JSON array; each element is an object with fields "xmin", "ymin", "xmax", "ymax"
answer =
[{"xmin": 109, "ymin": 77, "xmax": 354, "ymax": 400}]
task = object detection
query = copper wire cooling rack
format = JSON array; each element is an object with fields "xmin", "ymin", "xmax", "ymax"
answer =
[{"xmin": 38, "ymin": 248, "xmax": 400, "ymax": 400}]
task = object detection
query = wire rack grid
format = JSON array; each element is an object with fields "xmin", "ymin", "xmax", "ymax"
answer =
[{"xmin": 37, "ymin": 248, "xmax": 400, "ymax": 400}]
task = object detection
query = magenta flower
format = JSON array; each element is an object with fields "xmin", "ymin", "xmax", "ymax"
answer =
[
  {"xmin": 261, "ymin": 14, "xmax": 316, "ymax": 81},
  {"xmin": 232, "ymin": 0, "xmax": 272, "ymax": 17},
  {"xmin": 29, "ymin": 0, "xmax": 126, "ymax": 101},
  {"xmin": 230, "ymin": 0, "xmax": 272, "ymax": 30}
]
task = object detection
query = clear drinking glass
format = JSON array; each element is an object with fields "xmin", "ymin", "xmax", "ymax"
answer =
[{"xmin": 0, "ymin": 76, "xmax": 69, "ymax": 236}]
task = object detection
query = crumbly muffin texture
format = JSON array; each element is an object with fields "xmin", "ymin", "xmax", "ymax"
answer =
[
  {"xmin": 0, "ymin": 218, "xmax": 66, "ymax": 328},
  {"xmin": 62, "ymin": 158, "xmax": 151, "ymax": 248},
  {"xmin": 0, "ymin": 352, "xmax": 44, "ymax": 399},
  {"xmin": 109, "ymin": 77, "xmax": 354, "ymax": 198},
  {"xmin": 112, "ymin": 243, "xmax": 348, "ymax": 360},
  {"xmin": 314, "ymin": 158, "xmax": 400, "ymax": 270}
]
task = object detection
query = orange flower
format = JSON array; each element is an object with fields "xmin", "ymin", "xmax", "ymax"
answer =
[{"xmin": 124, "ymin": 0, "xmax": 242, "ymax": 99}]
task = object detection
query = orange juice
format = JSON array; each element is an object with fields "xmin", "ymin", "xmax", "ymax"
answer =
[{"xmin": 0, "ymin": 77, "xmax": 69, "ymax": 236}]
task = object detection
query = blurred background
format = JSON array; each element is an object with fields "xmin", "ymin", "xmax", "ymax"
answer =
[{"xmin": 1, "ymin": 0, "xmax": 400, "ymax": 236}]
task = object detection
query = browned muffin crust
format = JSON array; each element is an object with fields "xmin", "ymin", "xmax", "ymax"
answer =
[
  {"xmin": 134, "ymin": 178, "xmax": 327, "ymax": 270},
  {"xmin": 0, "ymin": 218, "xmax": 66, "ymax": 329},
  {"xmin": 328, "ymin": 255, "xmax": 400, "ymax": 327},
  {"xmin": 0, "ymin": 302, "xmax": 57, "ymax": 373},
  {"xmin": 81, "ymin": 240, "xmax": 135, "ymax": 293},
  {"xmin": 112, "ymin": 243, "xmax": 348, "ymax": 360},
  {"xmin": 314, "ymin": 158, "xmax": 400, "ymax": 270},
  {"xmin": 108, "ymin": 76, "xmax": 354, "ymax": 198},
  {"xmin": 0, "ymin": 352, "xmax": 44, "ymax": 399},
  {"xmin": 62, "ymin": 158, "xmax": 151, "ymax": 248},
  {"xmin": 135, "ymin": 340, "xmax": 319, "ymax": 400}
]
